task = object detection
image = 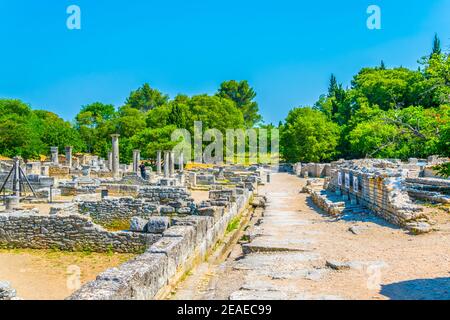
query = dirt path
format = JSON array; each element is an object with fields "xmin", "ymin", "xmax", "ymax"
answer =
[
  {"xmin": 172, "ymin": 173, "xmax": 450, "ymax": 300},
  {"xmin": 0, "ymin": 249, "xmax": 134, "ymax": 300}
]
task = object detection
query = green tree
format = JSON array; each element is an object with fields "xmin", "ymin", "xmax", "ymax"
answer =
[
  {"xmin": 431, "ymin": 33, "xmax": 442, "ymax": 57},
  {"xmin": 0, "ymin": 99, "xmax": 44, "ymax": 159},
  {"xmin": 125, "ymin": 83, "xmax": 169, "ymax": 112},
  {"xmin": 34, "ymin": 110, "xmax": 85, "ymax": 152},
  {"xmin": 280, "ymin": 107, "xmax": 340, "ymax": 162},
  {"xmin": 217, "ymin": 80, "xmax": 262, "ymax": 127},
  {"xmin": 75, "ymin": 102, "xmax": 117, "ymax": 155},
  {"xmin": 327, "ymin": 74, "xmax": 338, "ymax": 97}
]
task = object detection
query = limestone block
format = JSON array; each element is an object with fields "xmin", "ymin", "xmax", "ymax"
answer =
[
  {"xmin": 129, "ymin": 217, "xmax": 149, "ymax": 232},
  {"xmin": 149, "ymin": 236, "xmax": 186, "ymax": 279},
  {"xmin": 146, "ymin": 217, "xmax": 170, "ymax": 234}
]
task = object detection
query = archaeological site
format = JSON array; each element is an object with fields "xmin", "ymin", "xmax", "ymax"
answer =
[
  {"xmin": 1, "ymin": 1, "xmax": 450, "ymax": 309},
  {"xmin": 1, "ymin": 134, "xmax": 449, "ymax": 301}
]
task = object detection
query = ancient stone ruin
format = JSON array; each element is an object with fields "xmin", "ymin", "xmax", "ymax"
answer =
[
  {"xmin": 299, "ymin": 157, "xmax": 449, "ymax": 234},
  {"xmin": 0, "ymin": 138, "xmax": 271, "ymax": 300}
]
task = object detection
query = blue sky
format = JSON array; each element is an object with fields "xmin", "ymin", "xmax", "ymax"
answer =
[{"xmin": 0, "ymin": 0, "xmax": 449, "ymax": 124}]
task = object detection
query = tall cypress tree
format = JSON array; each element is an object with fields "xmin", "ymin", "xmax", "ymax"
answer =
[
  {"xmin": 431, "ymin": 33, "xmax": 442, "ymax": 57},
  {"xmin": 327, "ymin": 74, "xmax": 338, "ymax": 97}
]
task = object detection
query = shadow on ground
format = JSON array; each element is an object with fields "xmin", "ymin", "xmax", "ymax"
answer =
[
  {"xmin": 305, "ymin": 197, "xmax": 401, "ymax": 229},
  {"xmin": 381, "ymin": 277, "xmax": 450, "ymax": 300}
]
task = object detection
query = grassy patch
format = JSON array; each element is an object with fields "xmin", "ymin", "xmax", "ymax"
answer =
[
  {"xmin": 97, "ymin": 219, "xmax": 130, "ymax": 231},
  {"xmin": 226, "ymin": 215, "xmax": 242, "ymax": 234}
]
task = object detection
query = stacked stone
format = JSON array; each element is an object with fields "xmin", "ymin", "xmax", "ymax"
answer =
[
  {"xmin": 196, "ymin": 174, "xmax": 216, "ymax": 185},
  {"xmin": 209, "ymin": 189, "xmax": 236, "ymax": 202},
  {"xmin": 78, "ymin": 197, "xmax": 160, "ymax": 223},
  {"xmin": 137, "ymin": 186, "xmax": 192, "ymax": 203},
  {"xmin": 68, "ymin": 182, "xmax": 254, "ymax": 301},
  {"xmin": 99, "ymin": 184, "xmax": 140, "ymax": 196},
  {"xmin": 327, "ymin": 167, "xmax": 431, "ymax": 233},
  {"xmin": 0, "ymin": 211, "xmax": 159, "ymax": 253},
  {"xmin": 310, "ymin": 190, "xmax": 346, "ymax": 216}
]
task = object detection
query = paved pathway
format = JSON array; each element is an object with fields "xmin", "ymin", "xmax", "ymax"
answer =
[{"xmin": 172, "ymin": 173, "xmax": 450, "ymax": 300}]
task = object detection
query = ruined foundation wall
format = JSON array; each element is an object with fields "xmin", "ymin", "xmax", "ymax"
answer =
[
  {"xmin": 137, "ymin": 186, "xmax": 192, "ymax": 202},
  {"xmin": 0, "ymin": 211, "xmax": 160, "ymax": 253},
  {"xmin": 68, "ymin": 190, "xmax": 253, "ymax": 300},
  {"xmin": 328, "ymin": 169, "xmax": 426, "ymax": 227},
  {"xmin": 78, "ymin": 197, "xmax": 160, "ymax": 224}
]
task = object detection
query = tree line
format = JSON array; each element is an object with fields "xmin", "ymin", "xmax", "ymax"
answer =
[
  {"xmin": 0, "ymin": 35, "xmax": 448, "ymax": 164},
  {"xmin": 281, "ymin": 34, "xmax": 449, "ymax": 163},
  {"xmin": 0, "ymin": 80, "xmax": 263, "ymax": 163}
]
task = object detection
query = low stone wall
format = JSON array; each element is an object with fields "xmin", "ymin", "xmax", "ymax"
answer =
[
  {"xmin": 138, "ymin": 186, "xmax": 193, "ymax": 203},
  {"xmin": 327, "ymin": 169, "xmax": 430, "ymax": 232},
  {"xmin": 60, "ymin": 185, "xmax": 98, "ymax": 196},
  {"xmin": 68, "ymin": 189, "xmax": 253, "ymax": 300},
  {"xmin": 78, "ymin": 197, "xmax": 160, "ymax": 224},
  {"xmin": 100, "ymin": 184, "xmax": 140, "ymax": 197},
  {"xmin": 48, "ymin": 166, "xmax": 71, "ymax": 178},
  {"xmin": 293, "ymin": 163, "xmax": 331, "ymax": 178},
  {"xmin": 0, "ymin": 211, "xmax": 160, "ymax": 253},
  {"xmin": 309, "ymin": 190, "xmax": 346, "ymax": 216},
  {"xmin": 405, "ymin": 177, "xmax": 450, "ymax": 189}
]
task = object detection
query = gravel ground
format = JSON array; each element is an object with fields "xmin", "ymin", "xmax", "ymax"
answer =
[{"xmin": 172, "ymin": 173, "xmax": 450, "ymax": 300}]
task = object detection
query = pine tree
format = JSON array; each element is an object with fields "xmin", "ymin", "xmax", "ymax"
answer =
[
  {"xmin": 431, "ymin": 33, "xmax": 441, "ymax": 57},
  {"xmin": 380, "ymin": 60, "xmax": 386, "ymax": 70},
  {"xmin": 327, "ymin": 74, "xmax": 338, "ymax": 97}
]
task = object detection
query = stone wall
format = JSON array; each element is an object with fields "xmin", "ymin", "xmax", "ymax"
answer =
[
  {"xmin": 100, "ymin": 184, "xmax": 140, "ymax": 197},
  {"xmin": 137, "ymin": 186, "xmax": 192, "ymax": 203},
  {"xmin": 68, "ymin": 188, "xmax": 253, "ymax": 300},
  {"xmin": 293, "ymin": 163, "xmax": 331, "ymax": 178},
  {"xmin": 48, "ymin": 166, "xmax": 71, "ymax": 178},
  {"xmin": 328, "ymin": 168, "xmax": 429, "ymax": 231},
  {"xmin": 0, "ymin": 211, "xmax": 160, "ymax": 253},
  {"xmin": 78, "ymin": 197, "xmax": 160, "ymax": 224}
]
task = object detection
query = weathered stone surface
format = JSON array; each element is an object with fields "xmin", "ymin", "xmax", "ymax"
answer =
[
  {"xmin": 68, "ymin": 177, "xmax": 254, "ymax": 301},
  {"xmin": 348, "ymin": 225, "xmax": 368, "ymax": 235},
  {"xmin": 69, "ymin": 253, "xmax": 169, "ymax": 300},
  {"xmin": 146, "ymin": 217, "xmax": 170, "ymax": 234},
  {"xmin": 326, "ymin": 260, "xmax": 352, "ymax": 271},
  {"xmin": 78, "ymin": 197, "xmax": 159, "ymax": 224},
  {"xmin": 0, "ymin": 211, "xmax": 160, "ymax": 253},
  {"xmin": 129, "ymin": 217, "xmax": 149, "ymax": 232},
  {"xmin": 0, "ymin": 281, "xmax": 16, "ymax": 300},
  {"xmin": 406, "ymin": 222, "xmax": 432, "ymax": 234}
]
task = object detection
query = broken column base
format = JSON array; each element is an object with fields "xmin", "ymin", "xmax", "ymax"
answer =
[
  {"xmin": 159, "ymin": 178, "xmax": 178, "ymax": 187},
  {"xmin": 5, "ymin": 196, "xmax": 20, "ymax": 211}
]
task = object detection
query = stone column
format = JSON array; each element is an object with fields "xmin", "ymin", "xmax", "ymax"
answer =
[
  {"xmin": 50, "ymin": 147, "xmax": 59, "ymax": 165},
  {"xmin": 189, "ymin": 172, "xmax": 197, "ymax": 187},
  {"xmin": 13, "ymin": 157, "xmax": 20, "ymax": 197},
  {"xmin": 179, "ymin": 153, "xmax": 184, "ymax": 173},
  {"xmin": 156, "ymin": 150, "xmax": 162, "ymax": 175},
  {"xmin": 107, "ymin": 151, "xmax": 113, "ymax": 171},
  {"xmin": 132, "ymin": 150, "xmax": 140, "ymax": 173},
  {"xmin": 163, "ymin": 151, "xmax": 170, "ymax": 178},
  {"xmin": 65, "ymin": 146, "xmax": 73, "ymax": 168},
  {"xmin": 111, "ymin": 134, "xmax": 120, "ymax": 178},
  {"xmin": 169, "ymin": 151, "xmax": 175, "ymax": 176}
]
